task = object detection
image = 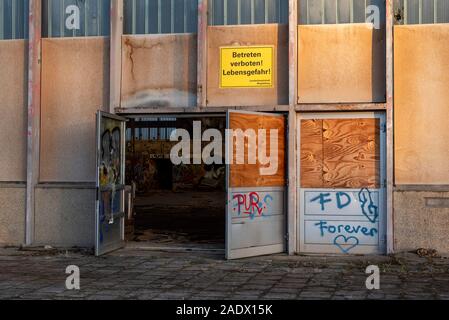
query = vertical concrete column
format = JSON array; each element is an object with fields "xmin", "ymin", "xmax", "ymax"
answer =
[
  {"xmin": 110, "ymin": 0, "xmax": 124, "ymax": 113},
  {"xmin": 197, "ymin": 0, "xmax": 208, "ymax": 108},
  {"xmin": 287, "ymin": 0, "xmax": 298, "ymax": 255},
  {"xmin": 386, "ymin": 0, "xmax": 395, "ymax": 254},
  {"xmin": 25, "ymin": 0, "xmax": 42, "ymax": 245}
]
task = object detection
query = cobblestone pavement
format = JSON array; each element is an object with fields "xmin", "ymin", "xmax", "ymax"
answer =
[{"xmin": 1, "ymin": 247, "xmax": 449, "ymax": 300}]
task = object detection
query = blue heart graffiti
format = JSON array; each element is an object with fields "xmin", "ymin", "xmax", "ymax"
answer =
[{"xmin": 333, "ymin": 235, "xmax": 360, "ymax": 254}]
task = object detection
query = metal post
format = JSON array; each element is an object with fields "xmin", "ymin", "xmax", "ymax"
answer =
[
  {"xmin": 404, "ymin": 0, "xmax": 408, "ymax": 24},
  {"xmin": 321, "ymin": 0, "xmax": 325, "ymax": 24},
  {"xmin": 224, "ymin": 0, "xmax": 228, "ymax": 25},
  {"xmin": 0, "ymin": 0, "xmax": 4, "ymax": 39},
  {"xmin": 251, "ymin": 0, "xmax": 255, "ymax": 24},
  {"xmin": 25, "ymin": 0, "xmax": 42, "ymax": 246},
  {"xmin": 110, "ymin": 0, "xmax": 123, "ymax": 113},
  {"xmin": 418, "ymin": 0, "xmax": 422, "ymax": 24},
  {"xmin": 197, "ymin": 0, "xmax": 208, "ymax": 108},
  {"xmin": 157, "ymin": 0, "xmax": 162, "ymax": 33},
  {"xmin": 385, "ymin": 0, "xmax": 395, "ymax": 254},
  {"xmin": 288, "ymin": 0, "xmax": 298, "ymax": 255},
  {"xmin": 434, "ymin": 0, "xmax": 438, "ymax": 23}
]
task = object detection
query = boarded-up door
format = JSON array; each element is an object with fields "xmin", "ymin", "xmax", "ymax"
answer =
[
  {"xmin": 95, "ymin": 111, "xmax": 127, "ymax": 256},
  {"xmin": 298, "ymin": 112, "xmax": 386, "ymax": 254},
  {"xmin": 226, "ymin": 111, "xmax": 286, "ymax": 259}
]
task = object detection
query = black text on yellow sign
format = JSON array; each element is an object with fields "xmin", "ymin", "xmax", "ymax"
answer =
[{"xmin": 220, "ymin": 46, "xmax": 274, "ymax": 88}]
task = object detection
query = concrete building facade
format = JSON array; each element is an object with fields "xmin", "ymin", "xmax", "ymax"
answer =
[{"xmin": 0, "ymin": 0, "xmax": 448, "ymax": 258}]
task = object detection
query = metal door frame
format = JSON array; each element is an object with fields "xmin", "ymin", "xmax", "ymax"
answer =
[{"xmin": 118, "ymin": 112, "xmax": 229, "ymax": 254}]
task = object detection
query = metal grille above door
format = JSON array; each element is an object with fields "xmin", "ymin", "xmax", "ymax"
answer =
[
  {"xmin": 394, "ymin": 0, "xmax": 449, "ymax": 24},
  {"xmin": 209, "ymin": 0, "xmax": 289, "ymax": 25},
  {"xmin": 124, "ymin": 0, "xmax": 198, "ymax": 34},
  {"xmin": 42, "ymin": 0, "xmax": 110, "ymax": 37},
  {"xmin": 0, "ymin": 0, "xmax": 29, "ymax": 40},
  {"xmin": 298, "ymin": 0, "xmax": 386, "ymax": 25}
]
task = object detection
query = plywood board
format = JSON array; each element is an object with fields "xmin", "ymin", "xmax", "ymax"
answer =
[
  {"xmin": 323, "ymin": 119, "xmax": 380, "ymax": 188},
  {"xmin": 40, "ymin": 38, "xmax": 110, "ymax": 182},
  {"xmin": 229, "ymin": 112, "xmax": 285, "ymax": 188},
  {"xmin": 121, "ymin": 34, "xmax": 197, "ymax": 109},
  {"xmin": 207, "ymin": 24, "xmax": 289, "ymax": 107},
  {"xmin": 298, "ymin": 23, "xmax": 386, "ymax": 103},
  {"xmin": 0, "ymin": 40, "xmax": 27, "ymax": 182},
  {"xmin": 300, "ymin": 118, "xmax": 380, "ymax": 189},
  {"xmin": 394, "ymin": 24, "xmax": 449, "ymax": 184},
  {"xmin": 300, "ymin": 119, "xmax": 323, "ymax": 188}
]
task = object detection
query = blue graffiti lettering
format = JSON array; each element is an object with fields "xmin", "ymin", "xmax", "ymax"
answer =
[
  {"xmin": 336, "ymin": 192, "xmax": 351, "ymax": 209},
  {"xmin": 314, "ymin": 220, "xmax": 378, "ymax": 237},
  {"xmin": 310, "ymin": 193, "xmax": 332, "ymax": 211}
]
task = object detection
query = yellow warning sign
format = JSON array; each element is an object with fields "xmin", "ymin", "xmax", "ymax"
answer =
[{"xmin": 220, "ymin": 46, "xmax": 274, "ymax": 88}]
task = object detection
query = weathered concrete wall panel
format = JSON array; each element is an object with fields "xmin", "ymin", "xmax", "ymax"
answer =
[
  {"xmin": 394, "ymin": 25, "xmax": 449, "ymax": 184},
  {"xmin": 207, "ymin": 24, "xmax": 289, "ymax": 107},
  {"xmin": 40, "ymin": 37, "xmax": 109, "ymax": 182},
  {"xmin": 394, "ymin": 191, "xmax": 449, "ymax": 254},
  {"xmin": 35, "ymin": 187, "xmax": 95, "ymax": 247},
  {"xmin": 121, "ymin": 34, "xmax": 197, "ymax": 109},
  {"xmin": 0, "ymin": 40, "xmax": 27, "ymax": 182},
  {"xmin": 0, "ymin": 186, "xmax": 25, "ymax": 245},
  {"xmin": 298, "ymin": 23, "xmax": 386, "ymax": 103}
]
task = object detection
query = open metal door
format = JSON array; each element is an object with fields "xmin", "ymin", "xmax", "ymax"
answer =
[
  {"xmin": 226, "ymin": 111, "xmax": 287, "ymax": 260},
  {"xmin": 95, "ymin": 111, "xmax": 127, "ymax": 256}
]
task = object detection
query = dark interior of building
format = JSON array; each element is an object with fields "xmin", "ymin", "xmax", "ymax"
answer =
[{"xmin": 125, "ymin": 116, "xmax": 226, "ymax": 248}]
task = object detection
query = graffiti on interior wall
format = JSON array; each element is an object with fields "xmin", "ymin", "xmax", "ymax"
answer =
[
  {"xmin": 127, "ymin": 157, "xmax": 160, "ymax": 192},
  {"xmin": 127, "ymin": 138, "xmax": 225, "ymax": 192},
  {"xmin": 305, "ymin": 188, "xmax": 380, "ymax": 254},
  {"xmin": 173, "ymin": 164, "xmax": 225, "ymax": 191},
  {"xmin": 99, "ymin": 120, "xmax": 122, "ymax": 243}
]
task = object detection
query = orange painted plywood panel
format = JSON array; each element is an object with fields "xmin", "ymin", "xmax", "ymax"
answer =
[
  {"xmin": 229, "ymin": 112, "xmax": 286, "ymax": 188},
  {"xmin": 40, "ymin": 37, "xmax": 110, "ymax": 182},
  {"xmin": 299, "ymin": 118, "xmax": 380, "ymax": 189},
  {"xmin": 298, "ymin": 23, "xmax": 386, "ymax": 104},
  {"xmin": 300, "ymin": 119, "xmax": 323, "ymax": 188},
  {"xmin": 394, "ymin": 25, "xmax": 449, "ymax": 184},
  {"xmin": 0, "ymin": 40, "xmax": 27, "ymax": 181},
  {"xmin": 207, "ymin": 24, "xmax": 288, "ymax": 107},
  {"xmin": 322, "ymin": 119, "xmax": 380, "ymax": 188},
  {"xmin": 121, "ymin": 34, "xmax": 197, "ymax": 108}
]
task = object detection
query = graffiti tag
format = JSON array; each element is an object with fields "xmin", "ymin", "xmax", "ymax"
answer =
[
  {"xmin": 307, "ymin": 188, "xmax": 380, "ymax": 254},
  {"xmin": 232, "ymin": 192, "xmax": 273, "ymax": 219}
]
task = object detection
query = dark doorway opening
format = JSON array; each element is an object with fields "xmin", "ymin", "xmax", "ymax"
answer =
[{"xmin": 125, "ymin": 115, "xmax": 226, "ymax": 249}]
